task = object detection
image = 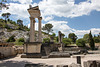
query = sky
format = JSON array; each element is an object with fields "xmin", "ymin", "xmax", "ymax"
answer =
[{"xmin": 0, "ymin": 0, "xmax": 100, "ymax": 38}]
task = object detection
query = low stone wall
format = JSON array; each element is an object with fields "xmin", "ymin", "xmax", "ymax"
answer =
[
  {"xmin": 0, "ymin": 47, "xmax": 16, "ymax": 58},
  {"xmin": 41, "ymin": 43, "xmax": 59, "ymax": 56},
  {"xmin": 64, "ymin": 46, "xmax": 89, "ymax": 51},
  {"xmin": 15, "ymin": 46, "xmax": 24, "ymax": 54},
  {"xmin": 49, "ymin": 52, "xmax": 70, "ymax": 58}
]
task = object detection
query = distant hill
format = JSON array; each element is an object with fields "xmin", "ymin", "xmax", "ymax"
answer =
[{"xmin": 0, "ymin": 19, "xmax": 50, "ymax": 43}]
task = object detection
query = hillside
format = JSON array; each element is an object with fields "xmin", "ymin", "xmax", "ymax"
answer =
[{"xmin": 0, "ymin": 19, "xmax": 50, "ymax": 44}]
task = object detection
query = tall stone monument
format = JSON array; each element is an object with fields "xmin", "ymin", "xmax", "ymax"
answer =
[
  {"xmin": 28, "ymin": 5, "xmax": 42, "ymax": 42},
  {"xmin": 22, "ymin": 5, "xmax": 42, "ymax": 58},
  {"xmin": 58, "ymin": 31, "xmax": 64, "ymax": 52}
]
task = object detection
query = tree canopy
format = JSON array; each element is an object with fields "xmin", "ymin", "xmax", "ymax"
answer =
[
  {"xmin": 17, "ymin": 19, "xmax": 23, "ymax": 26},
  {"xmin": 89, "ymin": 31, "xmax": 95, "ymax": 50},
  {"xmin": 83, "ymin": 34, "xmax": 89, "ymax": 43},
  {"xmin": 62, "ymin": 38, "xmax": 72, "ymax": 46},
  {"xmin": 76, "ymin": 38, "xmax": 86, "ymax": 47},
  {"xmin": 68, "ymin": 33, "xmax": 77, "ymax": 43},
  {"xmin": 0, "ymin": 0, "xmax": 9, "ymax": 10},
  {"xmin": 2, "ymin": 13, "xmax": 11, "ymax": 23},
  {"xmin": 42, "ymin": 23, "xmax": 53, "ymax": 34}
]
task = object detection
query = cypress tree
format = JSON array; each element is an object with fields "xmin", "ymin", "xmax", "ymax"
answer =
[{"xmin": 89, "ymin": 31, "xmax": 95, "ymax": 50}]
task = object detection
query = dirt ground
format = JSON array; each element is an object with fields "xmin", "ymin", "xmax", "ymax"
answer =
[{"xmin": 0, "ymin": 54, "xmax": 100, "ymax": 67}]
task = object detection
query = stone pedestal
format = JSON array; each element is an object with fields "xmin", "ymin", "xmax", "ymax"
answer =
[
  {"xmin": 24, "ymin": 42, "xmax": 41, "ymax": 53},
  {"xmin": 22, "ymin": 42, "xmax": 42, "ymax": 58}
]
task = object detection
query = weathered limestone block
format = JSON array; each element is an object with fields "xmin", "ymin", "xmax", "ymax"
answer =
[
  {"xmin": 24, "ymin": 42, "xmax": 41, "ymax": 53},
  {"xmin": 25, "ymin": 63, "xmax": 53, "ymax": 67},
  {"xmin": 49, "ymin": 52, "xmax": 70, "ymax": 58},
  {"xmin": 69, "ymin": 63, "xmax": 81, "ymax": 67},
  {"xmin": 83, "ymin": 60, "xmax": 100, "ymax": 67},
  {"xmin": 56, "ymin": 65, "xmax": 68, "ymax": 67},
  {"xmin": 41, "ymin": 56, "xmax": 48, "ymax": 59}
]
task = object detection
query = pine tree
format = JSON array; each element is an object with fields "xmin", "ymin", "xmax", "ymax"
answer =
[{"xmin": 89, "ymin": 31, "xmax": 95, "ymax": 50}]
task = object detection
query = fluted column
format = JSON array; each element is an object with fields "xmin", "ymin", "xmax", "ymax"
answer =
[
  {"xmin": 30, "ymin": 17, "xmax": 35, "ymax": 42},
  {"xmin": 38, "ymin": 17, "xmax": 42, "ymax": 42}
]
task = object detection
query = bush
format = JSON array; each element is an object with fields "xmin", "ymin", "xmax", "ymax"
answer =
[
  {"xmin": 43, "ymin": 38, "xmax": 50, "ymax": 43},
  {"xmin": 76, "ymin": 38, "xmax": 86, "ymax": 47},
  {"xmin": 18, "ymin": 38, "xmax": 25, "ymax": 42},
  {"xmin": 94, "ymin": 37, "xmax": 100, "ymax": 43},
  {"xmin": 62, "ymin": 38, "xmax": 72, "ymax": 46},
  {"xmin": 7, "ymin": 35, "xmax": 16, "ymax": 42}
]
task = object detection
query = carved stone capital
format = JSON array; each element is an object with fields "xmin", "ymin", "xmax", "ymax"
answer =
[
  {"xmin": 29, "ymin": 17, "xmax": 35, "ymax": 20},
  {"xmin": 38, "ymin": 17, "xmax": 42, "ymax": 20}
]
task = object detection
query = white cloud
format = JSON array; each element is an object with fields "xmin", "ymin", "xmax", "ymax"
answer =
[
  {"xmin": 0, "ymin": 3, "xmax": 29, "ymax": 19},
  {"xmin": 43, "ymin": 16, "xmax": 53, "ymax": 21},
  {"xmin": 0, "ymin": 0, "xmax": 100, "ymax": 38},
  {"xmin": 46, "ymin": 21, "xmax": 100, "ymax": 38},
  {"xmin": 11, "ymin": 0, "xmax": 32, "ymax": 4},
  {"xmin": 27, "ymin": 20, "xmax": 100, "ymax": 38},
  {"xmin": 39, "ymin": 0, "xmax": 100, "ymax": 18}
]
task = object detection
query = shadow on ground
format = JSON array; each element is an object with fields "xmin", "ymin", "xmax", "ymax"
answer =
[{"xmin": 0, "ymin": 61, "xmax": 53, "ymax": 67}]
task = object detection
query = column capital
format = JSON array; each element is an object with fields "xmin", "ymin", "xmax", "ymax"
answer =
[
  {"xmin": 29, "ymin": 17, "xmax": 35, "ymax": 20},
  {"xmin": 38, "ymin": 17, "xmax": 42, "ymax": 20}
]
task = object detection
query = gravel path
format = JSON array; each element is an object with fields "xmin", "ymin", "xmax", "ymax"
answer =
[{"xmin": 0, "ymin": 54, "xmax": 100, "ymax": 67}]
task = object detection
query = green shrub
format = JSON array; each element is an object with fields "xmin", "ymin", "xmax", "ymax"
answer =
[
  {"xmin": 94, "ymin": 37, "xmax": 100, "ymax": 43},
  {"xmin": 7, "ymin": 35, "xmax": 16, "ymax": 42},
  {"xmin": 43, "ymin": 38, "xmax": 50, "ymax": 43},
  {"xmin": 4, "ymin": 24, "xmax": 10, "ymax": 29},
  {"xmin": 18, "ymin": 38, "xmax": 25, "ymax": 42},
  {"xmin": 76, "ymin": 38, "xmax": 86, "ymax": 47},
  {"xmin": 62, "ymin": 38, "xmax": 72, "ymax": 46}
]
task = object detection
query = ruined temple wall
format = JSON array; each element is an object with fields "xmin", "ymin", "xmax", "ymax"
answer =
[{"xmin": 0, "ymin": 47, "xmax": 16, "ymax": 57}]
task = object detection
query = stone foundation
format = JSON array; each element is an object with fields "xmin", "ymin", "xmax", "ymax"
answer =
[
  {"xmin": 24, "ymin": 42, "xmax": 42, "ymax": 53},
  {"xmin": 49, "ymin": 52, "xmax": 70, "ymax": 58},
  {"xmin": 21, "ymin": 42, "xmax": 42, "ymax": 58},
  {"xmin": 21, "ymin": 53, "xmax": 41, "ymax": 58}
]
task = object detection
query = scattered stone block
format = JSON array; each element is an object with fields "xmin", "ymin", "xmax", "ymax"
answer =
[
  {"xmin": 56, "ymin": 64, "xmax": 68, "ymax": 67},
  {"xmin": 69, "ymin": 63, "xmax": 81, "ymax": 67},
  {"xmin": 83, "ymin": 60, "xmax": 100, "ymax": 67},
  {"xmin": 25, "ymin": 63, "xmax": 53, "ymax": 67},
  {"xmin": 41, "ymin": 56, "xmax": 48, "ymax": 59},
  {"xmin": 49, "ymin": 52, "xmax": 70, "ymax": 58}
]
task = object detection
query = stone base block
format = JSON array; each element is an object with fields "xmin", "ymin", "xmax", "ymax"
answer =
[
  {"xmin": 57, "ymin": 65, "xmax": 68, "ymax": 67},
  {"xmin": 24, "ymin": 42, "xmax": 42, "ymax": 53},
  {"xmin": 41, "ymin": 56, "xmax": 48, "ymax": 59},
  {"xmin": 24, "ymin": 63, "xmax": 53, "ymax": 67},
  {"xmin": 49, "ymin": 52, "xmax": 70, "ymax": 58},
  {"xmin": 21, "ymin": 53, "xmax": 41, "ymax": 58},
  {"xmin": 69, "ymin": 63, "xmax": 81, "ymax": 67}
]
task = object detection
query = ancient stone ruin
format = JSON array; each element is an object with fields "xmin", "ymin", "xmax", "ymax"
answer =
[{"xmin": 21, "ymin": 5, "xmax": 42, "ymax": 58}]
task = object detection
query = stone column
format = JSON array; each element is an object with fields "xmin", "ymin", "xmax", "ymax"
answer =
[
  {"xmin": 38, "ymin": 17, "xmax": 42, "ymax": 42},
  {"xmin": 30, "ymin": 17, "xmax": 35, "ymax": 42}
]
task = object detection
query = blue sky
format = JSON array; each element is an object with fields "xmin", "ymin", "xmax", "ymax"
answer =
[{"xmin": 0, "ymin": 0, "xmax": 100, "ymax": 38}]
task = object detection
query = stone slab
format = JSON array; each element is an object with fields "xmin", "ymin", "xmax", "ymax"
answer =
[
  {"xmin": 49, "ymin": 52, "xmax": 70, "ymax": 58},
  {"xmin": 21, "ymin": 53, "xmax": 41, "ymax": 58},
  {"xmin": 24, "ymin": 42, "xmax": 42, "ymax": 54},
  {"xmin": 69, "ymin": 63, "xmax": 81, "ymax": 67},
  {"xmin": 24, "ymin": 63, "xmax": 53, "ymax": 67},
  {"xmin": 56, "ymin": 65, "xmax": 68, "ymax": 67}
]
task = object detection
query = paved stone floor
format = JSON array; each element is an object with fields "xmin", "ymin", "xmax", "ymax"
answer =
[{"xmin": 0, "ymin": 54, "xmax": 100, "ymax": 67}]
